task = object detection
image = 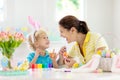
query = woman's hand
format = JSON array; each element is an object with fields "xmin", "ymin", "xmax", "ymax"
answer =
[
  {"xmin": 57, "ymin": 46, "xmax": 67, "ymax": 65},
  {"xmin": 59, "ymin": 46, "xmax": 67, "ymax": 59},
  {"xmin": 59, "ymin": 46, "xmax": 66, "ymax": 55},
  {"xmin": 64, "ymin": 58, "xmax": 76, "ymax": 68}
]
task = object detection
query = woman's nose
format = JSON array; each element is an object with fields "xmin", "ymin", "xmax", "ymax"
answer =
[
  {"xmin": 60, "ymin": 33, "xmax": 64, "ymax": 37},
  {"xmin": 60, "ymin": 34, "xmax": 62, "ymax": 37},
  {"xmin": 61, "ymin": 35, "xmax": 66, "ymax": 38}
]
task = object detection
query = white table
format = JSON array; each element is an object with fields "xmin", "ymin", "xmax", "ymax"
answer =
[{"xmin": 0, "ymin": 69, "xmax": 120, "ymax": 80}]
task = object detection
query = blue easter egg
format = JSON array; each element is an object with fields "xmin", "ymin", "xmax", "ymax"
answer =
[
  {"xmin": 1, "ymin": 57, "xmax": 8, "ymax": 67},
  {"xmin": 17, "ymin": 61, "xmax": 23, "ymax": 66},
  {"xmin": 79, "ymin": 62, "xmax": 83, "ymax": 67},
  {"xmin": 102, "ymin": 50, "xmax": 106, "ymax": 57}
]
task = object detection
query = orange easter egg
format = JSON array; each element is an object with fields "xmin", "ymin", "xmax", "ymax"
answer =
[
  {"xmin": 50, "ymin": 53, "xmax": 55, "ymax": 58},
  {"xmin": 63, "ymin": 52, "xmax": 68, "ymax": 57}
]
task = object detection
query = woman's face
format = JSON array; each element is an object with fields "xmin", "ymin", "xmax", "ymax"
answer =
[{"xmin": 59, "ymin": 25, "xmax": 77, "ymax": 43}]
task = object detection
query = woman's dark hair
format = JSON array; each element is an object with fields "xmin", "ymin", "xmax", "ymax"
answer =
[{"xmin": 59, "ymin": 15, "xmax": 89, "ymax": 34}]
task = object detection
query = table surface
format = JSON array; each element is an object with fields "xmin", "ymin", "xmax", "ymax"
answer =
[{"xmin": 0, "ymin": 69, "xmax": 120, "ymax": 80}]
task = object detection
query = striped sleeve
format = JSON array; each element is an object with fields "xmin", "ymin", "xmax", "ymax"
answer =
[
  {"xmin": 95, "ymin": 33, "xmax": 108, "ymax": 50},
  {"xmin": 27, "ymin": 53, "xmax": 35, "ymax": 63},
  {"xmin": 68, "ymin": 43, "xmax": 76, "ymax": 57}
]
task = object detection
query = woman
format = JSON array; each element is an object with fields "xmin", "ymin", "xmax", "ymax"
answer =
[{"xmin": 58, "ymin": 15, "xmax": 108, "ymax": 69}]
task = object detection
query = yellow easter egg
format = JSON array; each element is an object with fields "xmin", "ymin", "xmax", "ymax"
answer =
[
  {"xmin": 97, "ymin": 50, "xmax": 102, "ymax": 55},
  {"xmin": 13, "ymin": 66, "xmax": 19, "ymax": 71},
  {"xmin": 21, "ymin": 27, "xmax": 27, "ymax": 31},
  {"xmin": 111, "ymin": 52, "xmax": 115, "ymax": 58},
  {"xmin": 73, "ymin": 63, "xmax": 79, "ymax": 68},
  {"xmin": 6, "ymin": 27, "xmax": 11, "ymax": 31},
  {"xmin": 97, "ymin": 69, "xmax": 103, "ymax": 73}
]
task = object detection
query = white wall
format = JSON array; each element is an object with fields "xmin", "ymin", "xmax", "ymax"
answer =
[
  {"xmin": 0, "ymin": 0, "xmax": 56, "ymax": 28},
  {"xmin": 85, "ymin": 0, "xmax": 114, "ymax": 49},
  {"xmin": 0, "ymin": 0, "xmax": 14, "ymax": 27},
  {"xmin": 113, "ymin": 0, "xmax": 120, "ymax": 48},
  {"xmin": 14, "ymin": 0, "xmax": 56, "ymax": 29}
]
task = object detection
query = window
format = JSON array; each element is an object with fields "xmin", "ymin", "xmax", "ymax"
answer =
[
  {"xmin": 49, "ymin": 0, "xmax": 84, "ymax": 42},
  {"xmin": 56, "ymin": 0, "xmax": 84, "ymax": 21},
  {"xmin": 46, "ymin": 0, "xmax": 85, "ymax": 51},
  {"xmin": 0, "ymin": 0, "xmax": 6, "ymax": 22}
]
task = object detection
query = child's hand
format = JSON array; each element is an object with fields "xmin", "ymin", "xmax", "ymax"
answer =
[
  {"xmin": 35, "ymin": 48, "xmax": 45, "ymax": 56},
  {"xmin": 50, "ymin": 53, "xmax": 57, "ymax": 61},
  {"xmin": 49, "ymin": 49, "xmax": 58, "ymax": 61},
  {"xmin": 35, "ymin": 48, "xmax": 41, "ymax": 57},
  {"xmin": 35, "ymin": 48, "xmax": 46, "ymax": 56}
]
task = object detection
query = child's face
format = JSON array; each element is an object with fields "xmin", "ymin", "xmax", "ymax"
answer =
[{"xmin": 35, "ymin": 34, "xmax": 50, "ymax": 49}]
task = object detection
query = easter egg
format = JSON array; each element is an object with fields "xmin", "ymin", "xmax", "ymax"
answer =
[
  {"xmin": 63, "ymin": 52, "xmax": 68, "ymax": 58},
  {"xmin": 17, "ymin": 61, "xmax": 22, "ymax": 66},
  {"xmin": 106, "ymin": 50, "xmax": 113, "ymax": 58},
  {"xmin": 1, "ymin": 56, "xmax": 9, "ymax": 68},
  {"xmin": 79, "ymin": 63, "xmax": 83, "ymax": 67},
  {"xmin": 93, "ymin": 70, "xmax": 98, "ymax": 73},
  {"xmin": 50, "ymin": 53, "xmax": 55, "ymax": 58},
  {"xmin": 72, "ymin": 63, "xmax": 79, "ymax": 68},
  {"xmin": 111, "ymin": 52, "xmax": 115, "ymax": 58},
  {"xmin": 97, "ymin": 69, "xmax": 103, "ymax": 73},
  {"xmin": 13, "ymin": 66, "xmax": 19, "ymax": 71},
  {"xmin": 101, "ymin": 50, "xmax": 106, "ymax": 57},
  {"xmin": 106, "ymin": 53, "xmax": 111, "ymax": 58},
  {"xmin": 97, "ymin": 50, "xmax": 102, "ymax": 55},
  {"xmin": 93, "ymin": 69, "xmax": 103, "ymax": 73}
]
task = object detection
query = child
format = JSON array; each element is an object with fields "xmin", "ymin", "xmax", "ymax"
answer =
[{"xmin": 27, "ymin": 29, "xmax": 58, "ymax": 68}]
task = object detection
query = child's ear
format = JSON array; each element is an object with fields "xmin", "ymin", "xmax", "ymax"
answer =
[{"xmin": 34, "ymin": 42, "xmax": 39, "ymax": 48}]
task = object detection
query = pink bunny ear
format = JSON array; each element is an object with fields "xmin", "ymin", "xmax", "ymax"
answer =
[
  {"xmin": 35, "ymin": 21, "xmax": 40, "ymax": 30},
  {"xmin": 28, "ymin": 16, "xmax": 40, "ymax": 30},
  {"xmin": 28, "ymin": 16, "xmax": 35, "ymax": 27}
]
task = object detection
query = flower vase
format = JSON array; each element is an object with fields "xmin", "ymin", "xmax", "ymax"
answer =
[{"xmin": 7, "ymin": 58, "xmax": 12, "ymax": 69}]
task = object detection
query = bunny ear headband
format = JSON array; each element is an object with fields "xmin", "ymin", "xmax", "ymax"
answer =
[{"xmin": 28, "ymin": 16, "xmax": 41, "ymax": 43}]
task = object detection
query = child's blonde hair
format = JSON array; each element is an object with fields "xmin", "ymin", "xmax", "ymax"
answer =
[{"xmin": 28, "ymin": 29, "xmax": 47, "ymax": 51}]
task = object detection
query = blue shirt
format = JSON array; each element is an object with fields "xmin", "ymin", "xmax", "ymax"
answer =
[{"xmin": 27, "ymin": 51, "xmax": 52, "ymax": 68}]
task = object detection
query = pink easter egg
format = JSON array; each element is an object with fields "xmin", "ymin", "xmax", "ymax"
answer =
[
  {"xmin": 93, "ymin": 70, "xmax": 99, "ymax": 73},
  {"xmin": 106, "ymin": 53, "xmax": 111, "ymax": 58}
]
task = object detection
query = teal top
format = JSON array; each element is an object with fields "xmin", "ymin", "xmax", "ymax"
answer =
[{"xmin": 27, "ymin": 50, "xmax": 52, "ymax": 68}]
